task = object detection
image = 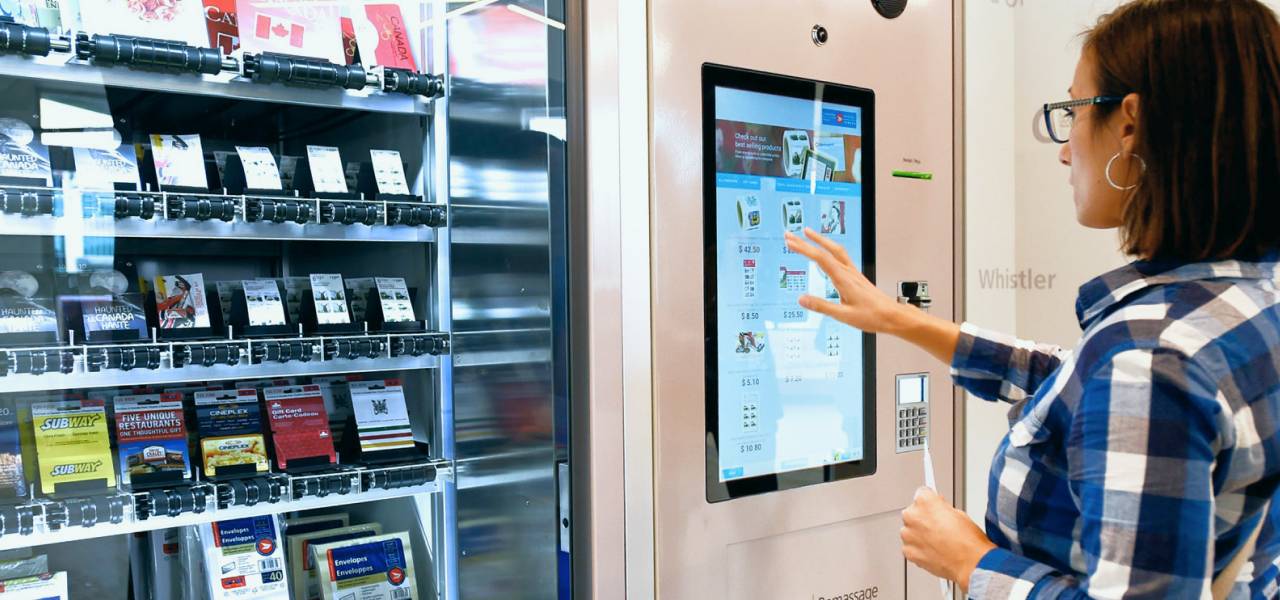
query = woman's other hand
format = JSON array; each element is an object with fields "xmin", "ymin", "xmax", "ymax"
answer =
[
  {"xmin": 901, "ymin": 487, "xmax": 996, "ymax": 594},
  {"xmin": 783, "ymin": 228, "xmax": 903, "ymax": 335},
  {"xmin": 785, "ymin": 228, "xmax": 963, "ymax": 365}
]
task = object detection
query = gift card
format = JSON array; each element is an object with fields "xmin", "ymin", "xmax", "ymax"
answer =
[
  {"xmin": 113, "ymin": 393, "xmax": 190, "ymax": 487},
  {"xmin": 73, "ymin": 145, "xmax": 140, "ymax": 189},
  {"xmin": 242, "ymin": 279, "xmax": 287, "ymax": 327},
  {"xmin": 263, "ymin": 385, "xmax": 335, "ymax": 469},
  {"xmin": 79, "ymin": 0, "xmax": 208, "ymax": 47},
  {"xmin": 305, "ymin": 146, "xmax": 347, "ymax": 194},
  {"xmin": 150, "ymin": 134, "xmax": 208, "ymax": 190},
  {"xmin": 31, "ymin": 400, "xmax": 115, "ymax": 494},
  {"xmin": 202, "ymin": 0, "xmax": 240, "ymax": 54},
  {"xmin": 348, "ymin": 379, "xmax": 413, "ymax": 453},
  {"xmin": 235, "ymin": 146, "xmax": 283, "ymax": 191},
  {"xmin": 309, "ymin": 274, "xmax": 349, "ymax": 325},
  {"xmin": 154, "ymin": 273, "xmax": 211, "ymax": 330},
  {"xmin": 374, "ymin": 277, "xmax": 415, "ymax": 323},
  {"xmin": 369, "ymin": 149, "xmax": 410, "ymax": 195},
  {"xmin": 0, "ymin": 117, "xmax": 51, "ymax": 184},
  {"xmin": 235, "ymin": 0, "xmax": 345, "ymax": 65},
  {"xmin": 353, "ymin": 3, "xmax": 418, "ymax": 70}
]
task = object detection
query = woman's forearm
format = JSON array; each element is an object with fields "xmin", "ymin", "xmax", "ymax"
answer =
[{"xmin": 884, "ymin": 304, "xmax": 962, "ymax": 367}]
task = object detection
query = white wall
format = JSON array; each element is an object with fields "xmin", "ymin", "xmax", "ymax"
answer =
[{"xmin": 962, "ymin": 0, "xmax": 1280, "ymax": 522}]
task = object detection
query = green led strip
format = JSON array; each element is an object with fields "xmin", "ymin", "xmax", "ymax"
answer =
[{"xmin": 892, "ymin": 170, "xmax": 934, "ymax": 180}]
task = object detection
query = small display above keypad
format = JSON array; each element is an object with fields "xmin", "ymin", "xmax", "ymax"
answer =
[{"xmin": 896, "ymin": 373, "xmax": 929, "ymax": 453}]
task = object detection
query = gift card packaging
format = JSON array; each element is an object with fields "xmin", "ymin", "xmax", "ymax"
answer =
[
  {"xmin": 345, "ymin": 278, "xmax": 375, "ymax": 322},
  {"xmin": 353, "ymin": 4, "xmax": 418, "ymax": 70},
  {"xmin": 282, "ymin": 513, "xmax": 349, "ymax": 560},
  {"xmin": 348, "ymin": 380, "xmax": 414, "ymax": 454},
  {"xmin": 0, "ymin": 571, "xmax": 69, "ymax": 599},
  {"xmin": 0, "ymin": 117, "xmax": 52, "ymax": 184},
  {"xmin": 281, "ymin": 277, "xmax": 309, "ymax": 324},
  {"xmin": 242, "ymin": 280, "xmax": 287, "ymax": 327},
  {"xmin": 200, "ymin": 515, "xmax": 289, "ymax": 600},
  {"xmin": 234, "ymin": 146, "xmax": 283, "ymax": 191},
  {"xmin": 113, "ymin": 393, "xmax": 191, "ymax": 487},
  {"xmin": 374, "ymin": 278, "xmax": 415, "ymax": 323},
  {"xmin": 195, "ymin": 389, "xmax": 269, "ymax": 478},
  {"xmin": 309, "ymin": 274, "xmax": 349, "ymax": 325},
  {"xmin": 311, "ymin": 531, "xmax": 415, "ymax": 600},
  {"xmin": 79, "ymin": 0, "xmax": 208, "ymax": 47},
  {"xmin": 31, "ymin": 400, "xmax": 115, "ymax": 494},
  {"xmin": 235, "ymin": 0, "xmax": 345, "ymax": 65},
  {"xmin": 80, "ymin": 294, "xmax": 148, "ymax": 341},
  {"xmin": 288, "ymin": 523, "xmax": 380, "ymax": 600},
  {"xmin": 309, "ymin": 374, "xmax": 358, "ymax": 444},
  {"xmin": 150, "ymin": 134, "xmax": 209, "ymax": 190},
  {"xmin": 235, "ymin": 378, "xmax": 294, "ymax": 392},
  {"xmin": 203, "ymin": 0, "xmax": 240, "ymax": 54},
  {"xmin": 0, "ymin": 399, "xmax": 26, "ymax": 501},
  {"xmin": 305, "ymin": 146, "xmax": 348, "ymax": 194},
  {"xmin": 262, "ymin": 385, "xmax": 335, "ymax": 470},
  {"xmin": 216, "ymin": 281, "xmax": 243, "ymax": 325},
  {"xmin": 0, "ymin": 297, "xmax": 58, "ymax": 336},
  {"xmin": 72, "ymin": 145, "xmax": 141, "ymax": 189},
  {"xmin": 155, "ymin": 273, "xmax": 211, "ymax": 330},
  {"xmin": 369, "ymin": 150, "xmax": 410, "ymax": 195}
]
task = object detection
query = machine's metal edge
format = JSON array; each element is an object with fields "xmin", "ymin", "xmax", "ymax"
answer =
[{"xmin": 952, "ymin": 0, "xmax": 968, "ymax": 515}]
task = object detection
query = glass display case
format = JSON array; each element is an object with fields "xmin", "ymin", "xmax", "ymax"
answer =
[{"xmin": 0, "ymin": 1, "xmax": 568, "ymax": 598}]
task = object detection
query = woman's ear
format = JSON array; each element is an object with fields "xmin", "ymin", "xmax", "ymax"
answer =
[{"xmin": 1119, "ymin": 92, "xmax": 1141, "ymax": 153}]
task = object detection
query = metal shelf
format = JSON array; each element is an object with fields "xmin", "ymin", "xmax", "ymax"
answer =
[
  {"xmin": 0, "ymin": 53, "xmax": 429, "ymax": 116},
  {"xmin": 0, "ymin": 187, "xmax": 442, "ymax": 242},
  {"xmin": 0, "ymin": 460, "xmax": 449, "ymax": 552},
  {"xmin": 0, "ymin": 332, "xmax": 447, "ymax": 393}
]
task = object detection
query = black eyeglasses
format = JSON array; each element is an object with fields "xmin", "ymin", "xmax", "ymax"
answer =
[{"xmin": 1042, "ymin": 95, "xmax": 1124, "ymax": 144}]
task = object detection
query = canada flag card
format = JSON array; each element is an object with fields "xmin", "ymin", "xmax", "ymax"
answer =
[
  {"xmin": 235, "ymin": 0, "xmax": 344, "ymax": 65},
  {"xmin": 353, "ymin": 3, "xmax": 419, "ymax": 70}
]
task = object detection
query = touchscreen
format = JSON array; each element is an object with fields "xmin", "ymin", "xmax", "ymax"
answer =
[{"xmin": 712, "ymin": 86, "xmax": 866, "ymax": 483}]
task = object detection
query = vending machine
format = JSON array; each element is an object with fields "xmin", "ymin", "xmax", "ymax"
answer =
[
  {"xmin": 573, "ymin": 0, "xmax": 962, "ymax": 597},
  {"xmin": 0, "ymin": 1, "xmax": 569, "ymax": 599}
]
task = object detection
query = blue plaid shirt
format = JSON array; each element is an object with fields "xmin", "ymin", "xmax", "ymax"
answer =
[{"xmin": 951, "ymin": 253, "xmax": 1280, "ymax": 599}]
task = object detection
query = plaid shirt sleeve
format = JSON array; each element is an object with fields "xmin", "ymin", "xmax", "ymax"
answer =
[
  {"xmin": 966, "ymin": 347, "xmax": 1225, "ymax": 599},
  {"xmin": 950, "ymin": 322, "xmax": 1073, "ymax": 404}
]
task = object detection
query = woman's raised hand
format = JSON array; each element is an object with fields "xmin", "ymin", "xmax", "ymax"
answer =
[{"xmin": 784, "ymin": 227, "xmax": 904, "ymax": 335}]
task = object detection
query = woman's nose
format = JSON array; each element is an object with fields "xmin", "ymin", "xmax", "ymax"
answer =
[{"xmin": 1058, "ymin": 142, "xmax": 1071, "ymax": 166}]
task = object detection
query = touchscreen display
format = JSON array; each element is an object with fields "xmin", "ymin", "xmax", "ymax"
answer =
[{"xmin": 704, "ymin": 65, "xmax": 875, "ymax": 500}]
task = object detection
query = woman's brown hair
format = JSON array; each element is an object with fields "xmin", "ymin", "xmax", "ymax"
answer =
[{"xmin": 1086, "ymin": 0, "xmax": 1280, "ymax": 261}]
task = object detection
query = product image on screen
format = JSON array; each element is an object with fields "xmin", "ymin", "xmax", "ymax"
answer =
[{"xmin": 704, "ymin": 65, "xmax": 875, "ymax": 501}]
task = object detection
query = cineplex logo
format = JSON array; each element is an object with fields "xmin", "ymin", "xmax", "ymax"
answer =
[{"xmin": 977, "ymin": 268, "xmax": 1056, "ymax": 290}]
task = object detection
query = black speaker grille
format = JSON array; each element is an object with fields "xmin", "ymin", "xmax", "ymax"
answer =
[{"xmin": 872, "ymin": 0, "xmax": 908, "ymax": 19}]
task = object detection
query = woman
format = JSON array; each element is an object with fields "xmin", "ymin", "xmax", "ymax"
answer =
[{"xmin": 788, "ymin": 0, "xmax": 1280, "ymax": 597}]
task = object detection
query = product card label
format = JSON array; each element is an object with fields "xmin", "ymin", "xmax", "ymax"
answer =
[
  {"xmin": 262, "ymin": 385, "xmax": 335, "ymax": 469},
  {"xmin": 73, "ymin": 145, "xmax": 140, "ymax": 189},
  {"xmin": 242, "ymin": 280, "xmax": 287, "ymax": 327},
  {"xmin": 235, "ymin": 146, "xmax": 283, "ymax": 191},
  {"xmin": 114, "ymin": 393, "xmax": 191, "ymax": 486},
  {"xmin": 0, "ymin": 117, "xmax": 52, "ymax": 184},
  {"xmin": 305, "ymin": 146, "xmax": 348, "ymax": 194},
  {"xmin": 369, "ymin": 150, "xmax": 410, "ymax": 195},
  {"xmin": 317, "ymin": 533, "xmax": 414, "ymax": 600},
  {"xmin": 0, "ymin": 399, "xmax": 27, "ymax": 500},
  {"xmin": 374, "ymin": 278, "xmax": 414, "ymax": 323},
  {"xmin": 235, "ymin": 378, "xmax": 294, "ymax": 392},
  {"xmin": 31, "ymin": 400, "xmax": 115, "ymax": 494},
  {"xmin": 150, "ymin": 134, "xmax": 209, "ymax": 190},
  {"xmin": 202, "ymin": 516, "xmax": 289, "ymax": 600},
  {"xmin": 0, "ymin": 297, "xmax": 58, "ymax": 335},
  {"xmin": 81, "ymin": 294, "xmax": 148, "ymax": 339},
  {"xmin": 155, "ymin": 273, "xmax": 211, "ymax": 330},
  {"xmin": 348, "ymin": 380, "xmax": 413, "ymax": 453},
  {"xmin": 309, "ymin": 274, "xmax": 350, "ymax": 325}
]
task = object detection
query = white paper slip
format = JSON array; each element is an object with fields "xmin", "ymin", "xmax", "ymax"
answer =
[
  {"xmin": 235, "ymin": 146, "xmax": 283, "ymax": 191},
  {"xmin": 922, "ymin": 440, "xmax": 953, "ymax": 600},
  {"xmin": 306, "ymin": 146, "xmax": 348, "ymax": 194},
  {"xmin": 370, "ymin": 149, "xmax": 411, "ymax": 195}
]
